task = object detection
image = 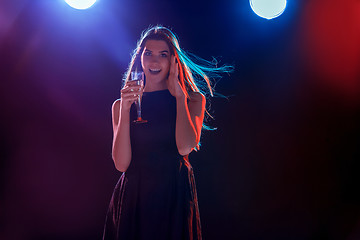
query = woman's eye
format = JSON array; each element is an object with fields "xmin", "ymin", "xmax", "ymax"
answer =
[
  {"xmin": 144, "ymin": 51, "xmax": 151, "ymax": 56},
  {"xmin": 161, "ymin": 54, "xmax": 168, "ymax": 58}
]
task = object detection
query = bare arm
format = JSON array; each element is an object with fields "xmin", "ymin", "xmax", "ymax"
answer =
[
  {"xmin": 111, "ymin": 99, "xmax": 132, "ymax": 172},
  {"xmin": 175, "ymin": 92, "xmax": 206, "ymax": 156},
  {"xmin": 111, "ymin": 82, "xmax": 143, "ymax": 172},
  {"xmin": 167, "ymin": 56, "xmax": 206, "ymax": 155}
]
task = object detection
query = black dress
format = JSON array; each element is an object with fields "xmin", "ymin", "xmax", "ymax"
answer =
[{"xmin": 103, "ymin": 89, "xmax": 202, "ymax": 240}]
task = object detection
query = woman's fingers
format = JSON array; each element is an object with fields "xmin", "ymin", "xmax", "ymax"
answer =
[
  {"xmin": 174, "ymin": 56, "xmax": 178, "ymax": 76},
  {"xmin": 121, "ymin": 91, "xmax": 141, "ymax": 100},
  {"xmin": 119, "ymin": 81, "xmax": 143, "ymax": 110},
  {"xmin": 170, "ymin": 55, "xmax": 175, "ymax": 74},
  {"xmin": 121, "ymin": 83, "xmax": 143, "ymax": 105},
  {"xmin": 122, "ymin": 92, "xmax": 140, "ymax": 97},
  {"xmin": 123, "ymin": 84, "xmax": 143, "ymax": 90},
  {"xmin": 121, "ymin": 88, "xmax": 141, "ymax": 95},
  {"xmin": 121, "ymin": 86, "xmax": 142, "ymax": 95},
  {"xmin": 171, "ymin": 56, "xmax": 178, "ymax": 76},
  {"xmin": 169, "ymin": 56, "xmax": 179, "ymax": 82},
  {"xmin": 121, "ymin": 93, "xmax": 139, "ymax": 104}
]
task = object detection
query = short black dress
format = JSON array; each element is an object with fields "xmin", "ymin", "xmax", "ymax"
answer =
[{"xmin": 103, "ymin": 89, "xmax": 202, "ymax": 240}]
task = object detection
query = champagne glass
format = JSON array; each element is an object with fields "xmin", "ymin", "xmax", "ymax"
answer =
[{"xmin": 130, "ymin": 71, "xmax": 147, "ymax": 123}]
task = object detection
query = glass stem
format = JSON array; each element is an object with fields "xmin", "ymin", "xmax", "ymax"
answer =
[{"xmin": 136, "ymin": 96, "xmax": 142, "ymax": 119}]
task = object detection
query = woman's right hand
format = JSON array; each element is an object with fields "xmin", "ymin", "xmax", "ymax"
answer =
[{"xmin": 120, "ymin": 81, "xmax": 143, "ymax": 111}]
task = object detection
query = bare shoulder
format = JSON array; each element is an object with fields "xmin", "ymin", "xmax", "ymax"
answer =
[
  {"xmin": 112, "ymin": 99, "xmax": 121, "ymax": 118},
  {"xmin": 112, "ymin": 99, "xmax": 121, "ymax": 109},
  {"xmin": 112, "ymin": 99, "xmax": 121, "ymax": 126},
  {"xmin": 189, "ymin": 91, "xmax": 206, "ymax": 103}
]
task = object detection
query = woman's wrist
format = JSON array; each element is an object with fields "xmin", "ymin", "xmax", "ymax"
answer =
[
  {"xmin": 174, "ymin": 89, "xmax": 186, "ymax": 100},
  {"xmin": 120, "ymin": 104, "xmax": 131, "ymax": 114},
  {"xmin": 175, "ymin": 93, "xmax": 186, "ymax": 102}
]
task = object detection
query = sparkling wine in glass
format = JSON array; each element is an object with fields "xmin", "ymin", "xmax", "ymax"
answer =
[{"xmin": 130, "ymin": 71, "xmax": 147, "ymax": 123}]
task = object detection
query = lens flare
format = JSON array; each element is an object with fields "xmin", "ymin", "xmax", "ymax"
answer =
[
  {"xmin": 65, "ymin": 0, "xmax": 97, "ymax": 10},
  {"xmin": 250, "ymin": 0, "xmax": 287, "ymax": 20}
]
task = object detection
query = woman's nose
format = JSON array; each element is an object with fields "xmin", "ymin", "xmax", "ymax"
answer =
[{"xmin": 150, "ymin": 55, "xmax": 161, "ymax": 63}]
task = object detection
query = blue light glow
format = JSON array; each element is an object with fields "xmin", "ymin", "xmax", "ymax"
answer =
[
  {"xmin": 250, "ymin": 0, "xmax": 287, "ymax": 20},
  {"xmin": 65, "ymin": 0, "xmax": 97, "ymax": 10}
]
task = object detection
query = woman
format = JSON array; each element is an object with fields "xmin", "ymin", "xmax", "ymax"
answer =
[{"xmin": 103, "ymin": 25, "xmax": 231, "ymax": 240}]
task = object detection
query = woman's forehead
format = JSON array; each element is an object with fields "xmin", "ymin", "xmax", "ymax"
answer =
[{"xmin": 144, "ymin": 40, "xmax": 170, "ymax": 52}]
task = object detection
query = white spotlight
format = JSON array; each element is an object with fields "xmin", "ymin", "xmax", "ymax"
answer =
[
  {"xmin": 65, "ymin": 0, "xmax": 97, "ymax": 10},
  {"xmin": 250, "ymin": 0, "xmax": 287, "ymax": 20}
]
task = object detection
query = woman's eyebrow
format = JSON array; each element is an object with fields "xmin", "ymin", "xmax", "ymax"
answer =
[{"xmin": 144, "ymin": 49, "xmax": 169, "ymax": 53}]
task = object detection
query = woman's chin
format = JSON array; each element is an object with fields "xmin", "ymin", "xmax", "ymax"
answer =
[{"xmin": 145, "ymin": 75, "xmax": 167, "ymax": 84}]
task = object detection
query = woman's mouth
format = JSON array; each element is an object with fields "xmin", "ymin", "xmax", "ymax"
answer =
[{"xmin": 149, "ymin": 68, "xmax": 161, "ymax": 74}]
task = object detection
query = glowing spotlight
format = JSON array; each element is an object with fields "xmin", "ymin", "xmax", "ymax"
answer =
[
  {"xmin": 250, "ymin": 0, "xmax": 287, "ymax": 20},
  {"xmin": 65, "ymin": 0, "xmax": 97, "ymax": 10}
]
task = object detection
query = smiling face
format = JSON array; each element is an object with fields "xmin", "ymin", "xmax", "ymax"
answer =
[{"xmin": 141, "ymin": 40, "xmax": 171, "ymax": 90}]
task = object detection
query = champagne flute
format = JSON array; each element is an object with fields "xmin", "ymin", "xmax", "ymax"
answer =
[{"xmin": 130, "ymin": 71, "xmax": 147, "ymax": 123}]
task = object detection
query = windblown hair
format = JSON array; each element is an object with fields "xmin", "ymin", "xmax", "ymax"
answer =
[{"xmin": 124, "ymin": 25, "xmax": 233, "ymax": 145}]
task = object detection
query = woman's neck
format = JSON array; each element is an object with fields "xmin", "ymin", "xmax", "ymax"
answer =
[{"xmin": 144, "ymin": 81, "xmax": 168, "ymax": 92}]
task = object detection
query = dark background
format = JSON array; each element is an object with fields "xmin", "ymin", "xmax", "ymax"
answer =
[{"xmin": 1, "ymin": 0, "xmax": 359, "ymax": 239}]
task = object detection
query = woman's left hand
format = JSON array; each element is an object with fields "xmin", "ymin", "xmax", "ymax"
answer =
[{"xmin": 167, "ymin": 56, "xmax": 185, "ymax": 99}]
